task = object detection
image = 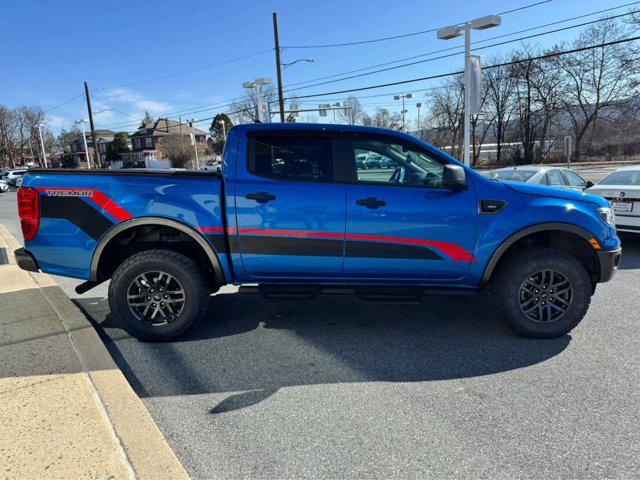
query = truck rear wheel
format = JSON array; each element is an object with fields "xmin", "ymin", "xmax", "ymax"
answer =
[
  {"xmin": 490, "ymin": 246, "xmax": 592, "ymax": 338},
  {"xmin": 108, "ymin": 249, "xmax": 210, "ymax": 341}
]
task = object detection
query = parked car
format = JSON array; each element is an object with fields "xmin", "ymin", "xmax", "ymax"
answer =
[
  {"xmin": 363, "ymin": 155, "xmax": 383, "ymax": 170},
  {"xmin": 15, "ymin": 123, "xmax": 620, "ymax": 341},
  {"xmin": 586, "ymin": 166, "xmax": 640, "ymax": 234},
  {"xmin": 6, "ymin": 169, "xmax": 27, "ymax": 186},
  {"xmin": 489, "ymin": 166, "xmax": 593, "ymax": 191},
  {"xmin": 0, "ymin": 180, "xmax": 9, "ymax": 193}
]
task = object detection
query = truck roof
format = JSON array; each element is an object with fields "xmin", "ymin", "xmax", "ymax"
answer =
[{"xmin": 231, "ymin": 122, "xmax": 424, "ymax": 141}]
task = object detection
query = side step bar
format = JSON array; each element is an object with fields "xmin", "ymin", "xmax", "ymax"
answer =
[{"xmin": 238, "ymin": 284, "xmax": 476, "ymax": 303}]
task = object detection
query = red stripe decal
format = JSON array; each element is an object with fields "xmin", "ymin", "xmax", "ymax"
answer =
[
  {"xmin": 198, "ymin": 226, "xmax": 475, "ymax": 262},
  {"xmin": 197, "ymin": 226, "xmax": 225, "ymax": 233},
  {"xmin": 237, "ymin": 228, "xmax": 343, "ymax": 239},
  {"xmin": 346, "ymin": 233, "xmax": 476, "ymax": 262},
  {"xmin": 36, "ymin": 188, "xmax": 132, "ymax": 222}
]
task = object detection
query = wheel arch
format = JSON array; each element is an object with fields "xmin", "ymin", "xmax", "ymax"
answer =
[
  {"xmin": 481, "ymin": 222, "xmax": 599, "ymax": 285},
  {"xmin": 90, "ymin": 217, "xmax": 225, "ymax": 285}
]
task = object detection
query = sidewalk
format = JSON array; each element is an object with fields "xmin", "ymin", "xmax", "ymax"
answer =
[{"xmin": 0, "ymin": 224, "xmax": 188, "ymax": 479}]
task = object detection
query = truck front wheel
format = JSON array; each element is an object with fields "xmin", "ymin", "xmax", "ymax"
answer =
[
  {"xmin": 108, "ymin": 249, "xmax": 210, "ymax": 341},
  {"xmin": 490, "ymin": 247, "xmax": 592, "ymax": 338}
]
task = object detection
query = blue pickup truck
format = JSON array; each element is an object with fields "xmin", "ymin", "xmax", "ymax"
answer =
[{"xmin": 16, "ymin": 123, "xmax": 621, "ymax": 340}]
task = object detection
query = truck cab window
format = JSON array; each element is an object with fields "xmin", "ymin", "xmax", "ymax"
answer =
[
  {"xmin": 250, "ymin": 136, "xmax": 333, "ymax": 182},
  {"xmin": 352, "ymin": 139, "xmax": 444, "ymax": 187}
]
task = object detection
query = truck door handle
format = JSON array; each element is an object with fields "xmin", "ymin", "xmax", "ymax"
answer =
[
  {"xmin": 356, "ymin": 197, "xmax": 386, "ymax": 209},
  {"xmin": 245, "ymin": 191, "xmax": 276, "ymax": 204}
]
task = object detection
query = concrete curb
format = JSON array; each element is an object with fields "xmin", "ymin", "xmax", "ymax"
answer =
[{"xmin": 0, "ymin": 225, "xmax": 189, "ymax": 480}]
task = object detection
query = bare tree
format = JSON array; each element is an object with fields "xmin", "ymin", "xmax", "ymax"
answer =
[
  {"xmin": 484, "ymin": 54, "xmax": 516, "ymax": 164},
  {"xmin": 158, "ymin": 134, "xmax": 195, "ymax": 168},
  {"xmin": 425, "ymin": 76, "xmax": 464, "ymax": 159},
  {"xmin": 362, "ymin": 107, "xmax": 402, "ymax": 129},
  {"xmin": 0, "ymin": 106, "xmax": 19, "ymax": 168},
  {"xmin": 338, "ymin": 96, "xmax": 366, "ymax": 124},
  {"xmin": 554, "ymin": 19, "xmax": 639, "ymax": 160}
]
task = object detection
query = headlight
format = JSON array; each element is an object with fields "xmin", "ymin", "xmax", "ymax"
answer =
[{"xmin": 597, "ymin": 207, "xmax": 615, "ymax": 226}]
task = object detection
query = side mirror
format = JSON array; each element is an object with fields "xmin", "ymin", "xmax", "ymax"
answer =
[
  {"xmin": 442, "ymin": 164, "xmax": 467, "ymax": 190},
  {"xmin": 586, "ymin": 181, "xmax": 595, "ymax": 188}
]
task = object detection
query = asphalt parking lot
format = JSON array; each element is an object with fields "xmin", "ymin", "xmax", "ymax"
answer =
[{"xmin": 2, "ymin": 165, "xmax": 640, "ymax": 479}]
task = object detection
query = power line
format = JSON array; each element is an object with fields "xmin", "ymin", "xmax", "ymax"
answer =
[
  {"xmin": 282, "ymin": 0, "xmax": 553, "ymax": 49},
  {"xmin": 90, "ymin": 94, "xmax": 141, "ymax": 120},
  {"xmin": 43, "ymin": 94, "xmax": 84, "ymax": 113},
  {"xmin": 286, "ymin": 35, "xmax": 640, "ymax": 101},
  {"xmin": 283, "ymin": 9, "xmax": 639, "ymax": 94},
  {"xmin": 105, "ymin": 48, "xmax": 273, "ymax": 89},
  {"xmin": 282, "ymin": 1, "xmax": 640, "ymax": 90}
]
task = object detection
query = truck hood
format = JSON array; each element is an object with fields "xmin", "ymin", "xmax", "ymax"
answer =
[{"xmin": 501, "ymin": 180, "xmax": 608, "ymax": 207}]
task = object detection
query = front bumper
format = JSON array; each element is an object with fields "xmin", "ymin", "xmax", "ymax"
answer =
[
  {"xmin": 597, "ymin": 247, "xmax": 622, "ymax": 283},
  {"xmin": 14, "ymin": 248, "xmax": 40, "ymax": 273}
]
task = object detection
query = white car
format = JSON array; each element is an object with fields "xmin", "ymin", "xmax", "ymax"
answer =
[
  {"xmin": 586, "ymin": 166, "xmax": 640, "ymax": 234},
  {"xmin": 6, "ymin": 169, "xmax": 27, "ymax": 186},
  {"xmin": 488, "ymin": 166, "xmax": 593, "ymax": 191},
  {"xmin": 0, "ymin": 180, "xmax": 8, "ymax": 193}
]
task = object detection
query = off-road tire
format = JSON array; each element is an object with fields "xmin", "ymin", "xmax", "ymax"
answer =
[
  {"xmin": 108, "ymin": 249, "xmax": 210, "ymax": 341},
  {"xmin": 490, "ymin": 246, "xmax": 592, "ymax": 338}
]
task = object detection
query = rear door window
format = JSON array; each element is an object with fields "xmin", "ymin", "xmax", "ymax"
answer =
[
  {"xmin": 547, "ymin": 169, "xmax": 566, "ymax": 187},
  {"xmin": 248, "ymin": 135, "xmax": 333, "ymax": 182},
  {"xmin": 562, "ymin": 170, "xmax": 586, "ymax": 188}
]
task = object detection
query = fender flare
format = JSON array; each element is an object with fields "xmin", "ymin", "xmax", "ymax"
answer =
[
  {"xmin": 480, "ymin": 222, "xmax": 596, "ymax": 285},
  {"xmin": 89, "ymin": 217, "xmax": 225, "ymax": 285}
]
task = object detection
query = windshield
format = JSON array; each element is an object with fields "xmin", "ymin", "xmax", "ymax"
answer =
[
  {"xmin": 492, "ymin": 170, "xmax": 537, "ymax": 182},
  {"xmin": 598, "ymin": 170, "xmax": 640, "ymax": 186}
]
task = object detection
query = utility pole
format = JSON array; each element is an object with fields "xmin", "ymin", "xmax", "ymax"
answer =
[
  {"xmin": 84, "ymin": 81, "xmax": 101, "ymax": 168},
  {"xmin": 36, "ymin": 124, "xmax": 48, "ymax": 168},
  {"xmin": 75, "ymin": 120, "xmax": 91, "ymax": 169},
  {"xmin": 273, "ymin": 13, "xmax": 285, "ymax": 122},
  {"xmin": 416, "ymin": 102, "xmax": 422, "ymax": 139}
]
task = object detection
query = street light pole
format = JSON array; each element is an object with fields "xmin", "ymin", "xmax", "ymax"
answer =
[
  {"xmin": 437, "ymin": 14, "xmax": 501, "ymax": 166},
  {"xmin": 463, "ymin": 25, "xmax": 472, "ymax": 167},
  {"xmin": 75, "ymin": 120, "xmax": 91, "ymax": 169},
  {"xmin": 36, "ymin": 124, "xmax": 48, "ymax": 168},
  {"xmin": 189, "ymin": 119, "xmax": 200, "ymax": 169},
  {"xmin": 243, "ymin": 78, "xmax": 272, "ymax": 123},
  {"xmin": 393, "ymin": 93, "xmax": 413, "ymax": 131},
  {"xmin": 218, "ymin": 119, "xmax": 227, "ymax": 141},
  {"xmin": 416, "ymin": 102, "xmax": 422, "ymax": 138}
]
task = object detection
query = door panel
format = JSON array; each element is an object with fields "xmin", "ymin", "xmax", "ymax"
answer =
[
  {"xmin": 343, "ymin": 137, "xmax": 477, "ymax": 281},
  {"xmin": 345, "ymin": 185, "xmax": 477, "ymax": 280},
  {"xmin": 234, "ymin": 134, "xmax": 346, "ymax": 278}
]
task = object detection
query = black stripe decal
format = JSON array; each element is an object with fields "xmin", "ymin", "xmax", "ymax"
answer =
[
  {"xmin": 40, "ymin": 196, "xmax": 114, "ymax": 240},
  {"xmin": 239, "ymin": 235, "xmax": 342, "ymax": 257},
  {"xmin": 346, "ymin": 240, "xmax": 443, "ymax": 260},
  {"xmin": 218, "ymin": 234, "xmax": 444, "ymax": 260},
  {"xmin": 204, "ymin": 234, "xmax": 228, "ymax": 254}
]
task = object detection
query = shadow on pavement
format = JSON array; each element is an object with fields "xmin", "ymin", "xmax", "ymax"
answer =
[
  {"xmin": 619, "ymin": 233, "xmax": 640, "ymax": 270},
  {"xmin": 77, "ymin": 291, "xmax": 571, "ymax": 412}
]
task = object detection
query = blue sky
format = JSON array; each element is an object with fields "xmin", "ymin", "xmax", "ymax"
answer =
[{"xmin": 0, "ymin": 0, "xmax": 633, "ymax": 133}]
